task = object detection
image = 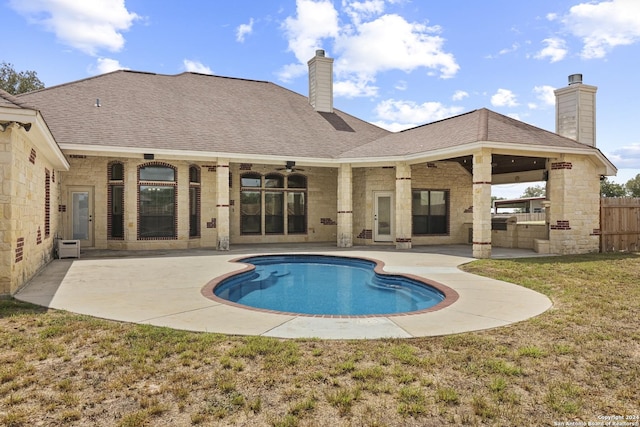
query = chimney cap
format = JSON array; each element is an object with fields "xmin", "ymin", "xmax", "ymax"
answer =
[
  {"xmin": 315, "ymin": 49, "xmax": 325, "ymax": 57},
  {"xmin": 568, "ymin": 74, "xmax": 583, "ymax": 85}
]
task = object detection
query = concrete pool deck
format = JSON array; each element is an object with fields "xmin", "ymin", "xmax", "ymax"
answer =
[{"xmin": 15, "ymin": 245, "xmax": 553, "ymax": 339}]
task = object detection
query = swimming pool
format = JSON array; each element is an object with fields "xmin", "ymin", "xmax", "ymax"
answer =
[{"xmin": 211, "ymin": 255, "xmax": 449, "ymax": 316}]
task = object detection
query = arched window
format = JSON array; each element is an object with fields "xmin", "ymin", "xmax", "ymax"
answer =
[
  {"xmin": 189, "ymin": 165, "xmax": 200, "ymax": 238},
  {"xmin": 264, "ymin": 173, "xmax": 284, "ymax": 188},
  {"xmin": 111, "ymin": 162, "xmax": 124, "ymax": 181},
  {"xmin": 138, "ymin": 163, "xmax": 177, "ymax": 239},
  {"xmin": 108, "ymin": 162, "xmax": 124, "ymax": 239}
]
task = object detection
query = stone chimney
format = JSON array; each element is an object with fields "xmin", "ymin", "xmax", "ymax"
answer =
[
  {"xmin": 308, "ymin": 49, "xmax": 334, "ymax": 113},
  {"xmin": 554, "ymin": 74, "xmax": 597, "ymax": 147}
]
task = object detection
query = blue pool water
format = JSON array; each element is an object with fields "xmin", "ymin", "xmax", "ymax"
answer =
[{"xmin": 213, "ymin": 255, "xmax": 445, "ymax": 316}]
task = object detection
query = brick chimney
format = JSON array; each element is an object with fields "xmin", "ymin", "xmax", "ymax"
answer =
[
  {"xmin": 308, "ymin": 49, "xmax": 334, "ymax": 113},
  {"xmin": 554, "ymin": 74, "xmax": 597, "ymax": 147}
]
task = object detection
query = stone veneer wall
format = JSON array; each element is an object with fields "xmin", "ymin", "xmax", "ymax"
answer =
[
  {"xmin": 59, "ymin": 157, "xmax": 219, "ymax": 250},
  {"xmin": 352, "ymin": 167, "xmax": 395, "ymax": 245},
  {"xmin": 229, "ymin": 164, "xmax": 338, "ymax": 244},
  {"xmin": 1, "ymin": 128, "xmax": 61, "ymax": 295},
  {"xmin": 490, "ymin": 224, "xmax": 548, "ymax": 249},
  {"xmin": 411, "ymin": 162, "xmax": 473, "ymax": 245},
  {"xmin": 547, "ymin": 154, "xmax": 601, "ymax": 254},
  {"xmin": 351, "ymin": 163, "xmax": 472, "ymax": 245}
]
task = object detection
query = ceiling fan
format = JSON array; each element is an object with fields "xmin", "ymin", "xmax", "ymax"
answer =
[{"xmin": 276, "ymin": 161, "xmax": 305, "ymax": 172}]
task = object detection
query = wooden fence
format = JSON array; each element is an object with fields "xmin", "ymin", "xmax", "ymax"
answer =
[{"xmin": 600, "ymin": 197, "xmax": 640, "ymax": 252}]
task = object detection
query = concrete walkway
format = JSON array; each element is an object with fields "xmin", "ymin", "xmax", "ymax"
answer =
[{"xmin": 15, "ymin": 245, "xmax": 553, "ymax": 339}]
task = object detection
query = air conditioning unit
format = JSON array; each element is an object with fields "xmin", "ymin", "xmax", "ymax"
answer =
[{"xmin": 58, "ymin": 240, "xmax": 80, "ymax": 259}]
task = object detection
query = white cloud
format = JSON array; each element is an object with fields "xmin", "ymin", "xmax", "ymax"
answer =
[
  {"xmin": 333, "ymin": 14, "xmax": 458, "ymax": 80},
  {"xmin": 533, "ymin": 85, "xmax": 556, "ymax": 106},
  {"xmin": 334, "ymin": 78, "xmax": 378, "ymax": 98},
  {"xmin": 452, "ymin": 90, "xmax": 468, "ymax": 101},
  {"xmin": 276, "ymin": 63, "xmax": 307, "ymax": 83},
  {"xmin": 374, "ymin": 98, "xmax": 464, "ymax": 130},
  {"xmin": 279, "ymin": 0, "xmax": 459, "ymax": 96},
  {"xmin": 535, "ymin": 37, "xmax": 568, "ymax": 62},
  {"xmin": 183, "ymin": 60, "xmax": 213, "ymax": 75},
  {"xmin": 236, "ymin": 18, "xmax": 254, "ymax": 43},
  {"xmin": 343, "ymin": 0, "xmax": 386, "ymax": 25},
  {"xmin": 281, "ymin": 0, "xmax": 340, "ymax": 65},
  {"xmin": 491, "ymin": 89, "xmax": 519, "ymax": 107},
  {"xmin": 9, "ymin": 0, "xmax": 139, "ymax": 56},
  {"xmin": 394, "ymin": 80, "xmax": 408, "ymax": 91},
  {"xmin": 561, "ymin": 0, "xmax": 640, "ymax": 59},
  {"xmin": 89, "ymin": 57, "xmax": 127, "ymax": 75},
  {"xmin": 607, "ymin": 143, "xmax": 640, "ymax": 169},
  {"xmin": 370, "ymin": 120, "xmax": 415, "ymax": 132},
  {"xmin": 499, "ymin": 43, "xmax": 520, "ymax": 56}
]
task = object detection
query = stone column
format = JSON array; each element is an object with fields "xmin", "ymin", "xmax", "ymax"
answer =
[
  {"xmin": 395, "ymin": 162, "xmax": 412, "ymax": 249},
  {"xmin": 546, "ymin": 155, "xmax": 600, "ymax": 254},
  {"xmin": 337, "ymin": 163, "xmax": 353, "ymax": 247},
  {"xmin": 216, "ymin": 159, "xmax": 230, "ymax": 250},
  {"xmin": 125, "ymin": 159, "xmax": 138, "ymax": 243},
  {"xmin": 472, "ymin": 149, "xmax": 492, "ymax": 258}
]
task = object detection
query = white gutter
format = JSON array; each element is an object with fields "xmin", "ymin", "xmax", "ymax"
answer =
[
  {"xmin": 58, "ymin": 139, "xmax": 617, "ymax": 176},
  {"xmin": 1, "ymin": 107, "xmax": 69, "ymax": 170}
]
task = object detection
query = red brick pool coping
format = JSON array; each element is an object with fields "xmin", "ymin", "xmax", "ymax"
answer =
[{"xmin": 200, "ymin": 253, "xmax": 460, "ymax": 318}]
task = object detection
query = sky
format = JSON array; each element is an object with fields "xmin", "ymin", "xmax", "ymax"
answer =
[{"xmin": 2, "ymin": 0, "xmax": 639, "ymax": 198}]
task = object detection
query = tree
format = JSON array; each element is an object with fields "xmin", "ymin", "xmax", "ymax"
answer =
[
  {"xmin": 0, "ymin": 61, "xmax": 45, "ymax": 95},
  {"xmin": 600, "ymin": 177, "xmax": 627, "ymax": 197},
  {"xmin": 521, "ymin": 185, "xmax": 545, "ymax": 198},
  {"xmin": 626, "ymin": 174, "xmax": 640, "ymax": 197}
]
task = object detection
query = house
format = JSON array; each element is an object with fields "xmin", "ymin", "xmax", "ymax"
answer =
[
  {"xmin": 0, "ymin": 50, "xmax": 617, "ymax": 296},
  {"xmin": 493, "ymin": 197, "xmax": 546, "ymax": 215}
]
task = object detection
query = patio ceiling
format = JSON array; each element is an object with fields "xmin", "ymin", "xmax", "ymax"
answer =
[{"xmin": 447, "ymin": 154, "xmax": 547, "ymax": 176}]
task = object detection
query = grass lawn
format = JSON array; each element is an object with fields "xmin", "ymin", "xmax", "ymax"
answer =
[{"xmin": 1, "ymin": 252, "xmax": 639, "ymax": 426}]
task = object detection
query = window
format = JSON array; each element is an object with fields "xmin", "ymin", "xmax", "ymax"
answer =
[
  {"xmin": 240, "ymin": 173, "xmax": 262, "ymax": 234},
  {"xmin": 412, "ymin": 190, "xmax": 449, "ymax": 235},
  {"xmin": 138, "ymin": 164, "xmax": 177, "ymax": 239},
  {"xmin": 108, "ymin": 162, "xmax": 124, "ymax": 239},
  {"xmin": 287, "ymin": 175, "xmax": 307, "ymax": 233},
  {"xmin": 189, "ymin": 165, "xmax": 200, "ymax": 238},
  {"xmin": 240, "ymin": 172, "xmax": 307, "ymax": 235}
]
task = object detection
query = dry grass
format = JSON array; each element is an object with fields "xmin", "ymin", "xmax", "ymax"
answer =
[{"xmin": 1, "ymin": 252, "xmax": 639, "ymax": 426}]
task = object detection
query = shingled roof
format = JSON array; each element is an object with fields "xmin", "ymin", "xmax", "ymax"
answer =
[
  {"xmin": 16, "ymin": 70, "xmax": 611, "ymax": 168},
  {"xmin": 0, "ymin": 88, "xmax": 36, "ymax": 110},
  {"xmin": 17, "ymin": 70, "xmax": 390, "ymax": 159},
  {"xmin": 338, "ymin": 108, "xmax": 596, "ymax": 159}
]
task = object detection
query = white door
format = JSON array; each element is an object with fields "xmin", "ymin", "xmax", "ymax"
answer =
[
  {"xmin": 69, "ymin": 187, "xmax": 94, "ymax": 248},
  {"xmin": 374, "ymin": 192, "xmax": 394, "ymax": 242}
]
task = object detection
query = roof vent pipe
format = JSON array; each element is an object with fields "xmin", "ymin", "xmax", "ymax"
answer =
[{"xmin": 568, "ymin": 74, "xmax": 583, "ymax": 85}]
